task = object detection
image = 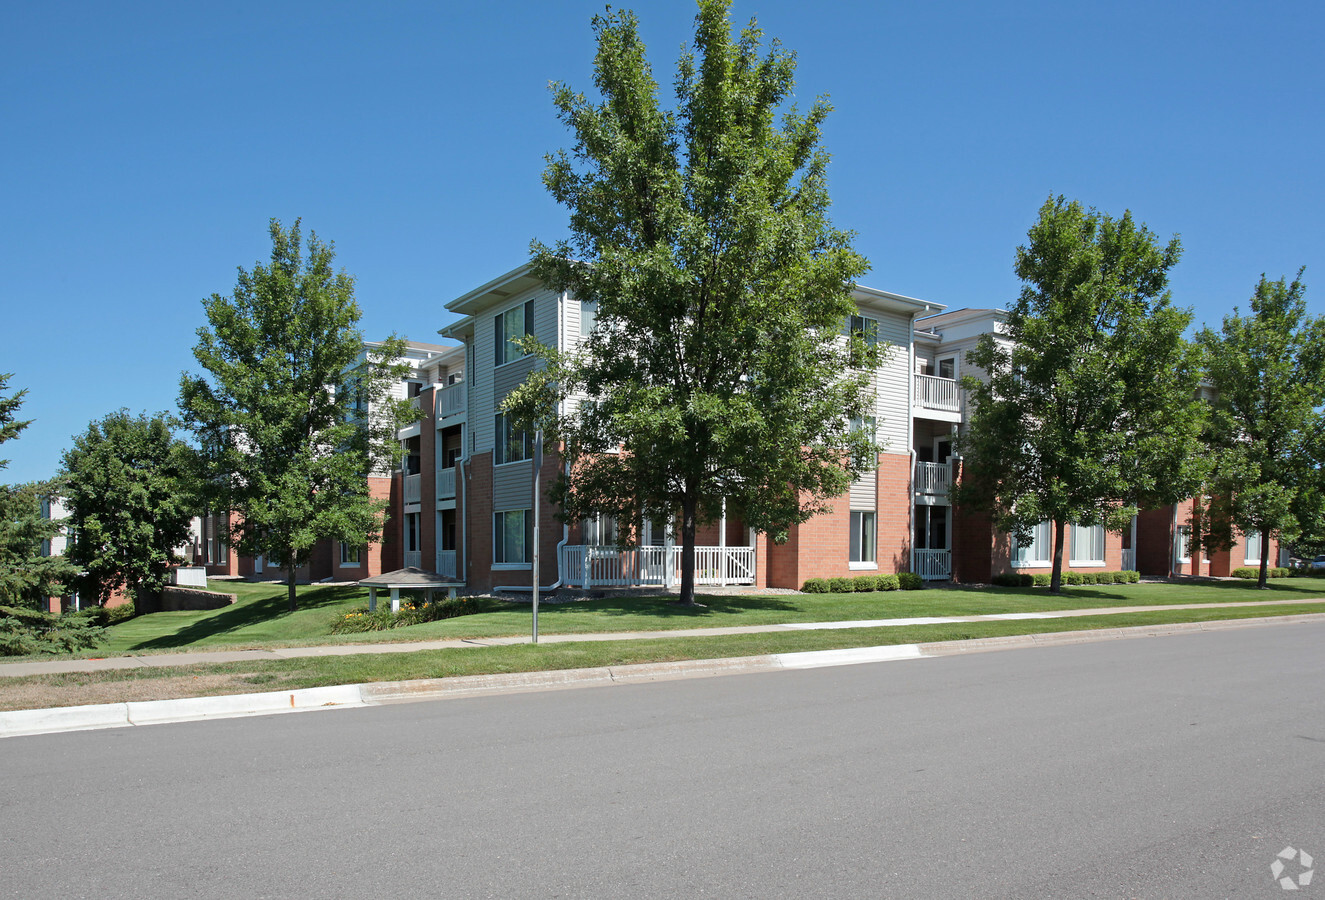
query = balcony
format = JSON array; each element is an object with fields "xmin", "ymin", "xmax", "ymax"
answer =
[
  {"xmin": 436, "ymin": 549, "xmax": 457, "ymax": 579},
  {"xmin": 403, "ymin": 550, "xmax": 421, "ymax": 569},
  {"xmin": 437, "ymin": 382, "xmax": 466, "ymax": 420},
  {"xmin": 914, "ymin": 374, "xmax": 962, "ymax": 421},
  {"xmin": 404, "ymin": 473, "xmax": 421, "ymax": 505},
  {"xmin": 912, "ymin": 549, "xmax": 951, "ymax": 581},
  {"xmin": 437, "ymin": 466, "xmax": 457, "ymax": 500},
  {"xmin": 560, "ymin": 545, "xmax": 756, "ymax": 588},
  {"xmin": 914, "ymin": 460, "xmax": 952, "ymax": 499}
]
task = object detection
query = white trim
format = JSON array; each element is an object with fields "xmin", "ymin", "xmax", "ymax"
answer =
[
  {"xmin": 848, "ymin": 562, "xmax": 878, "ymax": 571},
  {"xmin": 492, "ymin": 563, "xmax": 533, "ymax": 571}
]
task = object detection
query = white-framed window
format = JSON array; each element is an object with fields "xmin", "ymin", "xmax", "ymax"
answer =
[
  {"xmin": 494, "ymin": 509, "xmax": 533, "ymax": 565},
  {"xmin": 339, "ymin": 543, "xmax": 363, "ymax": 567},
  {"xmin": 580, "ymin": 299, "xmax": 597, "ymax": 336},
  {"xmin": 405, "ymin": 513, "xmax": 420, "ymax": 553},
  {"xmin": 583, "ymin": 514, "xmax": 618, "ymax": 546},
  {"xmin": 1244, "ymin": 529, "xmax": 1263, "ymax": 565},
  {"xmin": 1069, "ymin": 523, "xmax": 1105, "ymax": 566},
  {"xmin": 849, "ymin": 511, "xmax": 876, "ymax": 565},
  {"xmin": 494, "ymin": 413, "xmax": 531, "ymax": 465},
  {"xmin": 1012, "ymin": 520, "xmax": 1053, "ymax": 567},
  {"xmin": 1176, "ymin": 525, "xmax": 1191, "ymax": 563},
  {"xmin": 847, "ymin": 314, "xmax": 879, "ymax": 346},
  {"xmin": 849, "ymin": 416, "xmax": 877, "ymax": 468},
  {"xmin": 495, "ymin": 299, "xmax": 535, "ymax": 366},
  {"xmin": 937, "ymin": 357, "xmax": 956, "ymax": 380}
]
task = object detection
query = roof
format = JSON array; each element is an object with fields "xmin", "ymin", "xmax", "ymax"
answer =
[
  {"xmin": 445, "ymin": 263, "xmax": 543, "ymax": 317},
  {"xmin": 357, "ymin": 567, "xmax": 464, "ymax": 587}
]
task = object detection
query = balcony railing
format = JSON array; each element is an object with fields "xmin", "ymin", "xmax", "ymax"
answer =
[
  {"xmin": 1121, "ymin": 549, "xmax": 1136, "ymax": 572},
  {"xmin": 914, "ymin": 461, "xmax": 952, "ymax": 497},
  {"xmin": 914, "ymin": 374, "xmax": 960, "ymax": 412},
  {"xmin": 436, "ymin": 549, "xmax": 457, "ymax": 578},
  {"xmin": 404, "ymin": 473, "xmax": 421, "ymax": 505},
  {"xmin": 912, "ymin": 549, "xmax": 951, "ymax": 581},
  {"xmin": 438, "ymin": 382, "xmax": 466, "ymax": 419},
  {"xmin": 437, "ymin": 466, "xmax": 457, "ymax": 500},
  {"xmin": 403, "ymin": 550, "xmax": 422, "ymax": 569},
  {"xmin": 560, "ymin": 545, "xmax": 756, "ymax": 588}
]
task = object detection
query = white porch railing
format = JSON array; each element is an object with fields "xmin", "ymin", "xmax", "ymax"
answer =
[
  {"xmin": 912, "ymin": 549, "xmax": 951, "ymax": 581},
  {"xmin": 559, "ymin": 545, "xmax": 756, "ymax": 589},
  {"xmin": 914, "ymin": 374, "xmax": 960, "ymax": 412},
  {"xmin": 404, "ymin": 550, "xmax": 421, "ymax": 569},
  {"xmin": 438, "ymin": 382, "xmax": 466, "ymax": 419},
  {"xmin": 404, "ymin": 473, "xmax": 421, "ymax": 505},
  {"xmin": 437, "ymin": 466, "xmax": 457, "ymax": 500},
  {"xmin": 1121, "ymin": 549, "xmax": 1136, "ymax": 572},
  {"xmin": 914, "ymin": 460, "xmax": 952, "ymax": 496},
  {"xmin": 436, "ymin": 549, "xmax": 457, "ymax": 578}
]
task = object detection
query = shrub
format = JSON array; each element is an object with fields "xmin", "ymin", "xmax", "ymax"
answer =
[
  {"xmin": 0, "ymin": 605, "xmax": 106, "ymax": 656},
  {"xmin": 852, "ymin": 575, "xmax": 879, "ymax": 593},
  {"xmin": 1124, "ymin": 570, "xmax": 1140, "ymax": 583},
  {"xmin": 1064, "ymin": 572, "xmax": 1084, "ymax": 585},
  {"xmin": 106, "ymin": 603, "xmax": 138, "ymax": 625},
  {"xmin": 1273, "ymin": 567, "xmax": 1290, "ymax": 578},
  {"xmin": 877, "ymin": 574, "xmax": 900, "ymax": 591},
  {"xmin": 1078, "ymin": 573, "xmax": 1097, "ymax": 585},
  {"xmin": 1033, "ymin": 573, "xmax": 1051, "ymax": 587},
  {"xmin": 898, "ymin": 572, "xmax": 923, "ymax": 590},
  {"xmin": 801, "ymin": 578, "xmax": 830, "ymax": 593},
  {"xmin": 1231, "ymin": 567, "xmax": 1258, "ymax": 579},
  {"xmin": 329, "ymin": 595, "xmax": 482, "ymax": 635},
  {"xmin": 1110, "ymin": 571, "xmax": 1128, "ymax": 584},
  {"xmin": 827, "ymin": 577, "xmax": 854, "ymax": 594},
  {"xmin": 991, "ymin": 573, "xmax": 1020, "ymax": 587}
]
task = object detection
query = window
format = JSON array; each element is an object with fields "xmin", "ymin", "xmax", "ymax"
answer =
[
  {"xmin": 849, "ymin": 511, "xmax": 876, "ymax": 564},
  {"xmin": 1069, "ymin": 523, "xmax": 1105, "ymax": 566},
  {"xmin": 340, "ymin": 544, "xmax": 362, "ymax": 566},
  {"xmin": 494, "ymin": 509, "xmax": 533, "ymax": 564},
  {"xmin": 405, "ymin": 513, "xmax": 420, "ymax": 553},
  {"xmin": 1012, "ymin": 520, "xmax": 1052, "ymax": 567},
  {"xmin": 494, "ymin": 413, "xmax": 531, "ymax": 465},
  {"xmin": 580, "ymin": 299, "xmax": 597, "ymax": 336},
  {"xmin": 849, "ymin": 416, "xmax": 877, "ymax": 468},
  {"xmin": 495, "ymin": 300, "xmax": 535, "ymax": 366},
  {"xmin": 1176, "ymin": 525, "xmax": 1191, "ymax": 563},
  {"xmin": 847, "ymin": 314, "xmax": 879, "ymax": 346},
  {"xmin": 1244, "ymin": 530, "xmax": 1263, "ymax": 565},
  {"xmin": 583, "ymin": 514, "xmax": 618, "ymax": 546},
  {"xmin": 938, "ymin": 357, "xmax": 955, "ymax": 380}
]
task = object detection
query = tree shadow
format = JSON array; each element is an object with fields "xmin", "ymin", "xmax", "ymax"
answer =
[
  {"xmin": 519, "ymin": 592, "xmax": 797, "ymax": 620},
  {"xmin": 124, "ymin": 585, "xmax": 364, "ymax": 650}
]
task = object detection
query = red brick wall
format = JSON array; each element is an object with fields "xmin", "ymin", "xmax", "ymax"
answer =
[
  {"xmin": 876, "ymin": 453, "xmax": 911, "ymax": 575},
  {"xmin": 419, "ymin": 386, "xmax": 437, "ymax": 571},
  {"xmin": 952, "ymin": 506, "xmax": 994, "ymax": 584},
  {"xmin": 466, "ymin": 452, "xmax": 493, "ymax": 592}
]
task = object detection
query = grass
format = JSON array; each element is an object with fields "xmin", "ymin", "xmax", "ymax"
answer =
[
  {"xmin": 80, "ymin": 575, "xmax": 1325, "ymax": 657},
  {"xmin": 3, "ymin": 600, "xmax": 1323, "ymax": 712}
]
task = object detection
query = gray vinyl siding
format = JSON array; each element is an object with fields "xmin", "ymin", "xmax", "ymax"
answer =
[
  {"xmin": 474, "ymin": 289, "xmax": 557, "ymax": 455},
  {"xmin": 873, "ymin": 311, "xmax": 912, "ymax": 451},
  {"xmin": 493, "ymin": 356, "xmax": 537, "ymax": 403},
  {"xmin": 850, "ymin": 471, "xmax": 877, "ymax": 511},
  {"xmin": 493, "ymin": 460, "xmax": 533, "ymax": 511}
]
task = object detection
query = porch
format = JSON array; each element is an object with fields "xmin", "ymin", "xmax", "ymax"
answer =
[{"xmin": 560, "ymin": 545, "xmax": 756, "ymax": 589}]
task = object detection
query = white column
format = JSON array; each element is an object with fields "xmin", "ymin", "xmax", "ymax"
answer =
[
  {"xmin": 368, "ymin": 587, "xmax": 377, "ymax": 612},
  {"xmin": 390, "ymin": 587, "xmax": 401, "ymax": 614},
  {"xmin": 719, "ymin": 498, "xmax": 728, "ymax": 586}
]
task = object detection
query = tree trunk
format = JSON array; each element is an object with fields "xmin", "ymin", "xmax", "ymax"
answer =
[
  {"xmin": 287, "ymin": 555, "xmax": 298, "ymax": 612},
  {"xmin": 1259, "ymin": 530, "xmax": 1270, "ymax": 590},
  {"xmin": 678, "ymin": 490, "xmax": 698, "ymax": 606},
  {"xmin": 1050, "ymin": 519, "xmax": 1066, "ymax": 593}
]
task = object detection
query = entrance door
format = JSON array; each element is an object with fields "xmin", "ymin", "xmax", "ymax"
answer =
[{"xmin": 254, "ymin": 554, "xmax": 264, "ymax": 574}]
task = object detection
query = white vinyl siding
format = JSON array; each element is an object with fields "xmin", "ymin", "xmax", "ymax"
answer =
[
  {"xmin": 872, "ymin": 310, "xmax": 911, "ymax": 451},
  {"xmin": 1069, "ymin": 523, "xmax": 1105, "ymax": 566},
  {"xmin": 492, "ymin": 461, "xmax": 532, "ymax": 511},
  {"xmin": 1012, "ymin": 520, "xmax": 1052, "ymax": 567},
  {"xmin": 475, "ymin": 290, "xmax": 557, "ymax": 457}
]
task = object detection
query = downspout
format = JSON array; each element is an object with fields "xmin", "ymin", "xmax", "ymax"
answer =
[
  {"xmin": 460, "ymin": 336, "xmax": 471, "ymax": 586},
  {"xmin": 907, "ymin": 312, "xmax": 916, "ymax": 575},
  {"xmin": 1168, "ymin": 502, "xmax": 1178, "ymax": 578}
]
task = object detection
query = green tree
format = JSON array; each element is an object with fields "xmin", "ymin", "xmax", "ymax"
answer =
[
  {"xmin": 179, "ymin": 219, "xmax": 416, "ymax": 612},
  {"xmin": 1194, "ymin": 270, "xmax": 1325, "ymax": 588},
  {"xmin": 509, "ymin": 0, "xmax": 874, "ymax": 606},
  {"xmin": 954, "ymin": 197, "xmax": 1207, "ymax": 592},
  {"xmin": 60, "ymin": 410, "xmax": 197, "ymax": 613},
  {"xmin": 0, "ymin": 374, "xmax": 76, "ymax": 608}
]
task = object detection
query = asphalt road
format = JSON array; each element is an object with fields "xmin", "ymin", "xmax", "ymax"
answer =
[{"xmin": 3, "ymin": 622, "xmax": 1323, "ymax": 899}]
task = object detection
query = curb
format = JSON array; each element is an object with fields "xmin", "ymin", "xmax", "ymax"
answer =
[{"xmin": 4, "ymin": 612, "xmax": 1324, "ymax": 739}]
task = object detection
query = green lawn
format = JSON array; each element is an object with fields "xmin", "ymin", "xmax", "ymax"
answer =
[
  {"xmin": 5, "ymin": 600, "xmax": 1325, "ymax": 712},
  {"xmin": 81, "ymin": 575, "xmax": 1325, "ymax": 657}
]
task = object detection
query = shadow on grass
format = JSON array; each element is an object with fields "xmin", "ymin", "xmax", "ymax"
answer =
[
  {"xmin": 510, "ymin": 593, "xmax": 798, "ymax": 619},
  {"xmin": 125, "ymin": 585, "xmax": 364, "ymax": 650}
]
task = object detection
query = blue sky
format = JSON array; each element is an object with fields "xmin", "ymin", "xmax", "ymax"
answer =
[{"xmin": 2, "ymin": 0, "xmax": 1321, "ymax": 483}]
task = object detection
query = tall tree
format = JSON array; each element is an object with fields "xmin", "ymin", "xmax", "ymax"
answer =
[
  {"xmin": 0, "ymin": 374, "xmax": 76, "ymax": 608},
  {"xmin": 509, "ymin": 0, "xmax": 875, "ymax": 606},
  {"xmin": 60, "ymin": 410, "xmax": 197, "ymax": 613},
  {"xmin": 1195, "ymin": 270, "xmax": 1325, "ymax": 588},
  {"xmin": 179, "ymin": 219, "xmax": 415, "ymax": 612},
  {"xmin": 954, "ymin": 197, "xmax": 1208, "ymax": 592}
]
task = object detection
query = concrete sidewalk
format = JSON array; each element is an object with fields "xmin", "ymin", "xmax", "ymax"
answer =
[{"xmin": 3, "ymin": 596, "xmax": 1324, "ymax": 678}]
